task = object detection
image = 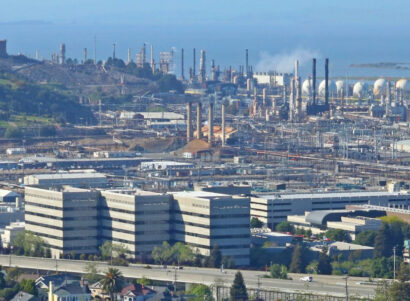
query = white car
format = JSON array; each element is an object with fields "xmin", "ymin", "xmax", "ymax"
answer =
[{"xmin": 300, "ymin": 276, "xmax": 313, "ymax": 282}]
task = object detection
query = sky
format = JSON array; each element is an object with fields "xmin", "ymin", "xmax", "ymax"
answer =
[{"xmin": 1, "ymin": 0, "xmax": 410, "ymax": 77}]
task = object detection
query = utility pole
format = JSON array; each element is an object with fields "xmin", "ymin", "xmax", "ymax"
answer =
[
  {"xmin": 344, "ymin": 276, "xmax": 349, "ymax": 301},
  {"xmin": 393, "ymin": 246, "xmax": 396, "ymax": 281}
]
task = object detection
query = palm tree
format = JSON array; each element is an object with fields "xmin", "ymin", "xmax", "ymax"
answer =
[{"xmin": 102, "ymin": 267, "xmax": 123, "ymax": 301}]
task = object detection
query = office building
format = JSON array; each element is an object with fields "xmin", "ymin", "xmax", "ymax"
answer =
[
  {"xmin": 171, "ymin": 191, "xmax": 250, "ymax": 266},
  {"xmin": 1, "ymin": 221, "xmax": 25, "ymax": 249},
  {"xmin": 251, "ymin": 190, "xmax": 410, "ymax": 228},
  {"xmin": 25, "ymin": 186, "xmax": 99, "ymax": 258},
  {"xmin": 100, "ymin": 189, "xmax": 171, "ymax": 259}
]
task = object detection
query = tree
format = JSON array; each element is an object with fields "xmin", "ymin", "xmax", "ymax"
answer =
[
  {"xmin": 397, "ymin": 262, "xmax": 410, "ymax": 283},
  {"xmin": 102, "ymin": 268, "xmax": 123, "ymax": 301},
  {"xmin": 157, "ymin": 74, "xmax": 184, "ymax": 93},
  {"xmin": 324, "ymin": 229, "xmax": 351, "ymax": 242},
  {"xmin": 275, "ymin": 222, "xmax": 294, "ymax": 233},
  {"xmin": 100, "ymin": 241, "xmax": 113, "ymax": 260},
  {"xmin": 136, "ymin": 277, "xmax": 152, "ymax": 286},
  {"xmin": 208, "ymin": 244, "xmax": 222, "ymax": 268},
  {"xmin": 84, "ymin": 262, "xmax": 102, "ymax": 284},
  {"xmin": 290, "ymin": 244, "xmax": 306, "ymax": 273},
  {"xmin": 374, "ymin": 224, "xmax": 393, "ymax": 258},
  {"xmin": 6, "ymin": 267, "xmax": 21, "ymax": 282},
  {"xmin": 389, "ymin": 282, "xmax": 410, "ymax": 301},
  {"xmin": 171, "ymin": 242, "xmax": 194, "ymax": 266},
  {"xmin": 250, "ymin": 217, "xmax": 263, "ymax": 228},
  {"xmin": 270, "ymin": 264, "xmax": 288, "ymax": 279},
  {"xmin": 13, "ymin": 231, "xmax": 46, "ymax": 257},
  {"xmin": 187, "ymin": 284, "xmax": 211, "ymax": 301},
  {"xmin": 230, "ymin": 271, "xmax": 248, "ymax": 301},
  {"xmin": 317, "ymin": 249, "xmax": 332, "ymax": 275},
  {"xmin": 0, "ymin": 272, "xmax": 6, "ymax": 289},
  {"xmin": 20, "ymin": 279, "xmax": 37, "ymax": 295},
  {"xmin": 39, "ymin": 125, "xmax": 56, "ymax": 137},
  {"xmin": 354, "ymin": 230, "xmax": 377, "ymax": 247},
  {"xmin": 4, "ymin": 126, "xmax": 23, "ymax": 138},
  {"xmin": 152, "ymin": 241, "xmax": 172, "ymax": 265}
]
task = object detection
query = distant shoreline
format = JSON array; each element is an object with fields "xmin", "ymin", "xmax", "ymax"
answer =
[{"xmin": 350, "ymin": 62, "xmax": 410, "ymax": 70}]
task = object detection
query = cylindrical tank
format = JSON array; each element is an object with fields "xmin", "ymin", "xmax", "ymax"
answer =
[
  {"xmin": 396, "ymin": 79, "xmax": 409, "ymax": 91},
  {"xmin": 373, "ymin": 78, "xmax": 386, "ymax": 96},
  {"xmin": 302, "ymin": 79, "xmax": 312, "ymax": 96},
  {"xmin": 353, "ymin": 81, "xmax": 368, "ymax": 98},
  {"xmin": 335, "ymin": 80, "xmax": 344, "ymax": 96},
  {"xmin": 318, "ymin": 80, "xmax": 336, "ymax": 97}
]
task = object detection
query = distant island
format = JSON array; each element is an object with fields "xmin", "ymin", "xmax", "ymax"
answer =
[{"xmin": 350, "ymin": 62, "xmax": 410, "ymax": 70}]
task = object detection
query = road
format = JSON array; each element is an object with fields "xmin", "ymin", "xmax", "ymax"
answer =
[{"xmin": 0, "ymin": 255, "xmax": 376, "ymax": 298}]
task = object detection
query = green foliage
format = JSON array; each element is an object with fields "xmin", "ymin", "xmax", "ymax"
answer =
[
  {"xmin": 0, "ymin": 283, "xmax": 20, "ymax": 301},
  {"xmin": 305, "ymin": 261, "xmax": 318, "ymax": 274},
  {"xmin": 269, "ymin": 264, "xmax": 288, "ymax": 279},
  {"xmin": 136, "ymin": 277, "xmax": 153, "ymax": 286},
  {"xmin": 157, "ymin": 74, "xmax": 184, "ymax": 93},
  {"xmin": 250, "ymin": 217, "xmax": 263, "ymax": 228},
  {"xmin": 208, "ymin": 244, "xmax": 222, "ymax": 268},
  {"xmin": 354, "ymin": 230, "xmax": 377, "ymax": 247},
  {"xmin": 13, "ymin": 231, "xmax": 46, "ymax": 257},
  {"xmin": 275, "ymin": 221, "xmax": 294, "ymax": 233},
  {"xmin": 0, "ymin": 74, "xmax": 95, "ymax": 125},
  {"xmin": 290, "ymin": 244, "xmax": 307, "ymax": 273},
  {"xmin": 151, "ymin": 241, "xmax": 195, "ymax": 266},
  {"xmin": 374, "ymin": 224, "xmax": 394, "ymax": 258},
  {"xmin": 187, "ymin": 284, "xmax": 211, "ymax": 301},
  {"xmin": 294, "ymin": 228, "xmax": 312, "ymax": 238},
  {"xmin": 6, "ymin": 267, "xmax": 20, "ymax": 282},
  {"xmin": 4, "ymin": 126, "xmax": 22, "ymax": 138},
  {"xmin": 0, "ymin": 273, "xmax": 6, "ymax": 289},
  {"xmin": 317, "ymin": 249, "xmax": 332, "ymax": 275},
  {"xmin": 230, "ymin": 272, "xmax": 248, "ymax": 301},
  {"xmin": 83, "ymin": 262, "xmax": 102, "ymax": 284},
  {"xmin": 324, "ymin": 229, "xmax": 351, "ymax": 242},
  {"xmin": 250, "ymin": 246, "xmax": 292, "ymax": 269},
  {"xmin": 39, "ymin": 125, "xmax": 56, "ymax": 137},
  {"xmin": 100, "ymin": 241, "xmax": 128, "ymax": 261},
  {"xmin": 102, "ymin": 268, "xmax": 123, "ymax": 301},
  {"xmin": 331, "ymin": 257, "xmax": 394, "ymax": 278},
  {"xmin": 19, "ymin": 279, "xmax": 37, "ymax": 296}
]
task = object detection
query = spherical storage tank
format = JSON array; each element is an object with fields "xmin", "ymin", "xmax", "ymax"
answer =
[
  {"xmin": 302, "ymin": 79, "xmax": 312, "ymax": 96},
  {"xmin": 373, "ymin": 78, "xmax": 386, "ymax": 96},
  {"xmin": 318, "ymin": 80, "xmax": 337, "ymax": 97},
  {"xmin": 396, "ymin": 79, "xmax": 409, "ymax": 92},
  {"xmin": 353, "ymin": 81, "xmax": 368, "ymax": 98},
  {"xmin": 335, "ymin": 80, "xmax": 344, "ymax": 95}
]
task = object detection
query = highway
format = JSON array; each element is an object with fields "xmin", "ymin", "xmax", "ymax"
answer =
[{"xmin": 0, "ymin": 255, "xmax": 376, "ymax": 298}]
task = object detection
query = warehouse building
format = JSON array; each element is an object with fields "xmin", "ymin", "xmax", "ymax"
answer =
[{"xmin": 24, "ymin": 172, "xmax": 108, "ymax": 188}]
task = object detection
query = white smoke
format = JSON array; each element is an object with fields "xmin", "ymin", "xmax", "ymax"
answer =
[{"xmin": 256, "ymin": 48, "xmax": 321, "ymax": 73}]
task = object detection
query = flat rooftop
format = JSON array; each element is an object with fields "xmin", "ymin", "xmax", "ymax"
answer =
[
  {"xmin": 257, "ymin": 190, "xmax": 410, "ymax": 200},
  {"xmin": 30, "ymin": 172, "xmax": 106, "ymax": 180},
  {"xmin": 170, "ymin": 190, "xmax": 230, "ymax": 199}
]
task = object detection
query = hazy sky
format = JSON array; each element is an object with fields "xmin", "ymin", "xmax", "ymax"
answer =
[
  {"xmin": 1, "ymin": 0, "xmax": 409, "ymax": 30},
  {"xmin": 1, "ymin": 0, "xmax": 409, "ymax": 77}
]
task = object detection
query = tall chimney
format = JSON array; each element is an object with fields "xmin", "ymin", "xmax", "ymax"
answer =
[
  {"xmin": 262, "ymin": 88, "xmax": 267, "ymax": 107},
  {"xmin": 245, "ymin": 49, "xmax": 249, "ymax": 77},
  {"xmin": 221, "ymin": 102, "xmax": 226, "ymax": 146},
  {"xmin": 181, "ymin": 48, "xmax": 185, "ymax": 81},
  {"xmin": 193, "ymin": 48, "xmax": 196, "ymax": 80},
  {"xmin": 150, "ymin": 45, "xmax": 154, "ymax": 69},
  {"xmin": 208, "ymin": 102, "xmax": 214, "ymax": 145},
  {"xmin": 295, "ymin": 60, "xmax": 302, "ymax": 121},
  {"xmin": 199, "ymin": 50, "xmax": 206, "ymax": 83},
  {"xmin": 84, "ymin": 48, "xmax": 88, "ymax": 63},
  {"xmin": 289, "ymin": 78, "xmax": 295, "ymax": 122},
  {"xmin": 186, "ymin": 102, "xmax": 192, "ymax": 142},
  {"xmin": 312, "ymin": 58, "xmax": 317, "ymax": 105},
  {"xmin": 325, "ymin": 58, "xmax": 329, "ymax": 106},
  {"xmin": 196, "ymin": 102, "xmax": 202, "ymax": 139},
  {"xmin": 112, "ymin": 43, "xmax": 116, "ymax": 60}
]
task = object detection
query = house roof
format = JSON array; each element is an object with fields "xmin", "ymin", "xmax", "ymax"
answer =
[
  {"xmin": 10, "ymin": 292, "xmax": 39, "ymax": 301},
  {"xmin": 120, "ymin": 284, "xmax": 155, "ymax": 297},
  {"xmin": 35, "ymin": 273, "xmax": 78, "ymax": 289},
  {"xmin": 54, "ymin": 283, "xmax": 91, "ymax": 296}
]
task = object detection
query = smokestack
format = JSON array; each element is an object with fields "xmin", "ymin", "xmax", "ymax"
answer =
[
  {"xmin": 208, "ymin": 102, "xmax": 214, "ymax": 145},
  {"xmin": 186, "ymin": 102, "xmax": 192, "ymax": 142},
  {"xmin": 289, "ymin": 78, "xmax": 295, "ymax": 122},
  {"xmin": 295, "ymin": 60, "xmax": 302, "ymax": 121},
  {"xmin": 312, "ymin": 58, "xmax": 316, "ymax": 105},
  {"xmin": 221, "ymin": 102, "xmax": 226, "ymax": 146},
  {"xmin": 150, "ymin": 45, "xmax": 154, "ymax": 68},
  {"xmin": 196, "ymin": 102, "xmax": 202, "ymax": 139},
  {"xmin": 199, "ymin": 50, "xmax": 206, "ymax": 83},
  {"xmin": 193, "ymin": 48, "xmax": 196, "ymax": 79},
  {"xmin": 262, "ymin": 88, "xmax": 267, "ymax": 107},
  {"xmin": 245, "ymin": 49, "xmax": 249, "ymax": 77},
  {"xmin": 112, "ymin": 43, "xmax": 116, "ymax": 60},
  {"xmin": 127, "ymin": 48, "xmax": 131, "ymax": 64},
  {"xmin": 181, "ymin": 48, "xmax": 185, "ymax": 81},
  {"xmin": 325, "ymin": 58, "xmax": 329, "ymax": 105},
  {"xmin": 60, "ymin": 43, "xmax": 66, "ymax": 65},
  {"xmin": 84, "ymin": 48, "xmax": 88, "ymax": 63}
]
